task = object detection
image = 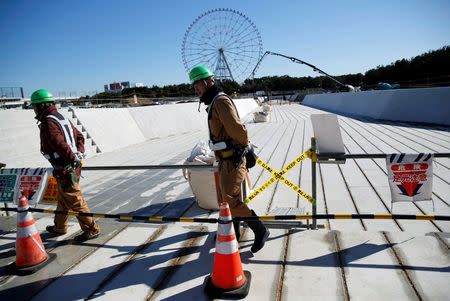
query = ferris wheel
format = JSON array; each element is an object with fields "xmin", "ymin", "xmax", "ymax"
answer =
[{"xmin": 182, "ymin": 8, "xmax": 263, "ymax": 83}]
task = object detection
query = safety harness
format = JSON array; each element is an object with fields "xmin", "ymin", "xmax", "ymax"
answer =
[{"xmin": 42, "ymin": 113, "xmax": 78, "ymax": 160}]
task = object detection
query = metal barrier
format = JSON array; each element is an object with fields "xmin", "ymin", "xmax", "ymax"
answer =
[
  {"xmin": 3, "ymin": 148, "xmax": 449, "ymax": 229},
  {"xmin": 0, "ymin": 206, "xmax": 448, "ymax": 223},
  {"xmin": 309, "ymin": 137, "xmax": 450, "ymax": 229},
  {"xmin": 82, "ymin": 164, "xmax": 214, "ymax": 171}
]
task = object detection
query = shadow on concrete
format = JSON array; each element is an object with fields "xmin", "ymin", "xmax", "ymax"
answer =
[
  {"xmin": 242, "ymin": 234, "xmax": 449, "ymax": 272},
  {"xmin": 116, "ymin": 196, "xmax": 196, "ymax": 224},
  {"xmin": 0, "ymin": 229, "xmax": 214, "ymax": 300},
  {"xmin": 158, "ymin": 282, "xmax": 210, "ymax": 301}
]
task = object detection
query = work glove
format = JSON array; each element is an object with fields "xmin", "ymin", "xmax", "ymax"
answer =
[
  {"xmin": 234, "ymin": 144, "xmax": 257, "ymax": 170},
  {"xmin": 75, "ymin": 152, "xmax": 85, "ymax": 161},
  {"xmin": 71, "ymin": 158, "xmax": 82, "ymax": 168},
  {"xmin": 244, "ymin": 144, "xmax": 257, "ymax": 169}
]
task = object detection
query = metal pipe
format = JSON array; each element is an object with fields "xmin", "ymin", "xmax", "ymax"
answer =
[
  {"xmin": 2, "ymin": 207, "xmax": 448, "ymax": 222},
  {"xmin": 82, "ymin": 164, "xmax": 214, "ymax": 171},
  {"xmin": 311, "ymin": 137, "xmax": 317, "ymax": 229},
  {"xmin": 317, "ymin": 153, "xmax": 450, "ymax": 160}
]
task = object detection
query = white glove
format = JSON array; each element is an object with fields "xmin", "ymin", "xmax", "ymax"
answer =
[{"xmin": 75, "ymin": 152, "xmax": 86, "ymax": 161}]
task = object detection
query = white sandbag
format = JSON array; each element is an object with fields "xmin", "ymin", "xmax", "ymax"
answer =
[
  {"xmin": 183, "ymin": 140, "xmax": 252, "ymax": 210},
  {"xmin": 183, "ymin": 156, "xmax": 219, "ymax": 210},
  {"xmin": 188, "ymin": 140, "xmax": 214, "ymax": 161},
  {"xmin": 262, "ymin": 104, "xmax": 272, "ymax": 112},
  {"xmin": 254, "ymin": 111, "xmax": 270, "ymax": 123}
]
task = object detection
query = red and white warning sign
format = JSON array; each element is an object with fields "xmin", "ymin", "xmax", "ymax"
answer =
[
  {"xmin": 386, "ymin": 153, "xmax": 433, "ymax": 203},
  {"xmin": 0, "ymin": 168, "xmax": 49, "ymax": 205}
]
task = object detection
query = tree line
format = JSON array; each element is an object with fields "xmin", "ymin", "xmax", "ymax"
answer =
[{"xmin": 86, "ymin": 45, "xmax": 449, "ymax": 99}]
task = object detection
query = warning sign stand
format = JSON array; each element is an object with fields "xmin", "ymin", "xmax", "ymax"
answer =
[{"xmin": 0, "ymin": 162, "xmax": 10, "ymax": 216}]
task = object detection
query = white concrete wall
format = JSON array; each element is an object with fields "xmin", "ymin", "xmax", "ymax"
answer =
[
  {"xmin": 0, "ymin": 98, "xmax": 259, "ymax": 167},
  {"xmin": 302, "ymin": 87, "xmax": 450, "ymax": 125},
  {"xmin": 74, "ymin": 108, "xmax": 146, "ymax": 153},
  {"xmin": 74, "ymin": 99, "xmax": 257, "ymax": 153},
  {"xmin": 233, "ymin": 97, "xmax": 260, "ymax": 119},
  {"xmin": 128, "ymin": 103, "xmax": 207, "ymax": 140},
  {"xmin": 0, "ymin": 109, "xmax": 45, "ymax": 167}
]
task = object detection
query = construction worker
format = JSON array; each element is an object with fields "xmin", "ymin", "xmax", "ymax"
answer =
[
  {"xmin": 31, "ymin": 89, "xmax": 100, "ymax": 242},
  {"xmin": 189, "ymin": 66, "xmax": 269, "ymax": 253}
]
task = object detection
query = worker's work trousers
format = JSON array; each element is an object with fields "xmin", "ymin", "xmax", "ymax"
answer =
[
  {"xmin": 54, "ymin": 179, "xmax": 100, "ymax": 235},
  {"xmin": 218, "ymin": 158, "xmax": 252, "ymax": 217}
]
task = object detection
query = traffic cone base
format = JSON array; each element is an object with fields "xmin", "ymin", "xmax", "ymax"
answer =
[
  {"xmin": 204, "ymin": 202, "xmax": 251, "ymax": 298},
  {"xmin": 205, "ymin": 270, "xmax": 251, "ymax": 299},
  {"xmin": 7, "ymin": 253, "xmax": 57, "ymax": 276}
]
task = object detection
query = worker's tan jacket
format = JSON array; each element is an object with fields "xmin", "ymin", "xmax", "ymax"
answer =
[
  {"xmin": 208, "ymin": 94, "xmax": 249, "ymax": 154},
  {"xmin": 208, "ymin": 93, "xmax": 252, "ymax": 217}
]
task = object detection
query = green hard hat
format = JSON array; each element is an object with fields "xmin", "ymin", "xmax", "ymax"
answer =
[
  {"xmin": 189, "ymin": 66, "xmax": 214, "ymax": 84},
  {"xmin": 31, "ymin": 89, "xmax": 55, "ymax": 104}
]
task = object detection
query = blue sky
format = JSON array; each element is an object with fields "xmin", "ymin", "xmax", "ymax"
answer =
[{"xmin": 1, "ymin": 0, "xmax": 449, "ymax": 97}]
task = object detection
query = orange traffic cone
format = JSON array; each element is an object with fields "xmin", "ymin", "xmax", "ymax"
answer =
[
  {"xmin": 205, "ymin": 202, "xmax": 251, "ymax": 298},
  {"xmin": 8, "ymin": 196, "xmax": 56, "ymax": 275}
]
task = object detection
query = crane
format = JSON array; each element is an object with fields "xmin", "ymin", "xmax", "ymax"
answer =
[{"xmin": 250, "ymin": 51, "xmax": 355, "ymax": 91}]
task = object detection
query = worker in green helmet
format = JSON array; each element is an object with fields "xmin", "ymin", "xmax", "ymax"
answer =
[
  {"xmin": 189, "ymin": 66, "xmax": 269, "ymax": 253},
  {"xmin": 31, "ymin": 89, "xmax": 100, "ymax": 242}
]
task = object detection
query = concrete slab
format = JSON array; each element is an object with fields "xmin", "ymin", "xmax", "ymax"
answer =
[
  {"xmin": 0, "ymin": 103, "xmax": 448, "ymax": 300},
  {"xmin": 281, "ymin": 230, "xmax": 344, "ymax": 300},
  {"xmin": 0, "ymin": 219, "xmax": 125, "ymax": 300},
  {"xmin": 337, "ymin": 231, "xmax": 417, "ymax": 300},
  {"xmin": 32, "ymin": 224, "xmax": 161, "ymax": 301},
  {"xmin": 88, "ymin": 223, "xmax": 209, "ymax": 300},
  {"xmin": 384, "ymin": 231, "xmax": 450, "ymax": 300}
]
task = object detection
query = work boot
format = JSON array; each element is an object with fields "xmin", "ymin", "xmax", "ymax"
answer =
[
  {"xmin": 246, "ymin": 210, "xmax": 270, "ymax": 253},
  {"xmin": 233, "ymin": 221, "xmax": 241, "ymax": 242},
  {"xmin": 46, "ymin": 225, "xmax": 67, "ymax": 236},
  {"xmin": 74, "ymin": 231, "xmax": 100, "ymax": 242}
]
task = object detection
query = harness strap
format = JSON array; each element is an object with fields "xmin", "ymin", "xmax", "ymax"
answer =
[
  {"xmin": 207, "ymin": 92, "xmax": 240, "ymax": 148},
  {"xmin": 43, "ymin": 113, "xmax": 78, "ymax": 159},
  {"xmin": 43, "ymin": 152, "xmax": 60, "ymax": 160}
]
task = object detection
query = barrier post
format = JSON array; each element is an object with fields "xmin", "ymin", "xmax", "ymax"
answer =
[
  {"xmin": 311, "ymin": 137, "xmax": 317, "ymax": 229},
  {"xmin": 0, "ymin": 162, "xmax": 10, "ymax": 216}
]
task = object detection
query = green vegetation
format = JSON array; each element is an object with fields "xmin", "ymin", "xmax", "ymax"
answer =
[
  {"xmin": 88, "ymin": 46, "xmax": 449, "ymax": 99},
  {"xmin": 363, "ymin": 46, "xmax": 449, "ymax": 85}
]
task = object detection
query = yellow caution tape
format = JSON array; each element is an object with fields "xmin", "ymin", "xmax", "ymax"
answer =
[{"xmin": 244, "ymin": 148, "xmax": 316, "ymax": 205}]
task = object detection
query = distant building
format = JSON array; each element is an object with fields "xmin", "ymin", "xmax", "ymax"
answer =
[
  {"xmin": 1, "ymin": 87, "xmax": 24, "ymax": 98},
  {"xmin": 104, "ymin": 81, "xmax": 142, "ymax": 92},
  {"xmin": 0, "ymin": 87, "xmax": 25, "ymax": 109},
  {"xmin": 121, "ymin": 81, "xmax": 131, "ymax": 89}
]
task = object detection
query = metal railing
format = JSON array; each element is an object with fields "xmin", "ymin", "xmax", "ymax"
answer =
[{"xmin": 309, "ymin": 137, "xmax": 450, "ymax": 229}]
